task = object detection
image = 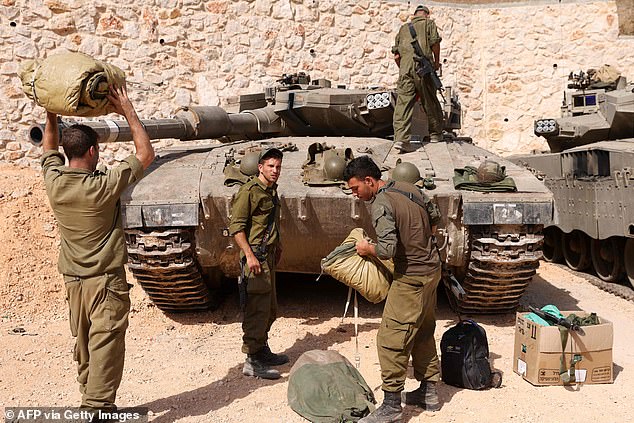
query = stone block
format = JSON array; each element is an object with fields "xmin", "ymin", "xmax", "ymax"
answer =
[
  {"xmin": 206, "ymin": 1, "xmax": 228, "ymax": 14},
  {"xmin": 48, "ymin": 15, "xmax": 75, "ymax": 35},
  {"xmin": 272, "ymin": 0, "xmax": 294, "ymax": 19},
  {"xmin": 14, "ymin": 38, "xmax": 37, "ymax": 59},
  {"xmin": 5, "ymin": 150, "xmax": 24, "ymax": 161},
  {"xmin": 6, "ymin": 141, "xmax": 22, "ymax": 151},
  {"xmin": 0, "ymin": 130, "xmax": 16, "ymax": 142},
  {"xmin": 0, "ymin": 62, "xmax": 18, "ymax": 75}
]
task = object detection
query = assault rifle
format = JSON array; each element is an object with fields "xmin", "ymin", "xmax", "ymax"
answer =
[
  {"xmin": 528, "ymin": 306, "xmax": 581, "ymax": 331},
  {"xmin": 408, "ymin": 23, "xmax": 443, "ymax": 92}
]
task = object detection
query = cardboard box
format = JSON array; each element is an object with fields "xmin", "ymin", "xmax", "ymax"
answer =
[{"xmin": 513, "ymin": 311, "xmax": 613, "ymax": 385}]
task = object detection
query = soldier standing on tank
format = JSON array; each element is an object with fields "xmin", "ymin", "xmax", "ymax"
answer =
[
  {"xmin": 343, "ymin": 156, "xmax": 443, "ymax": 422},
  {"xmin": 229, "ymin": 147, "xmax": 289, "ymax": 380},
  {"xmin": 40, "ymin": 85, "xmax": 155, "ymax": 416},
  {"xmin": 392, "ymin": 4, "xmax": 444, "ymax": 152}
]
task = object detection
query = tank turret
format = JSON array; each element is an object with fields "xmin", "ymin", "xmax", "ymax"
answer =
[
  {"xmin": 533, "ymin": 71, "xmax": 634, "ymax": 153},
  {"xmin": 511, "ymin": 68, "xmax": 634, "ymax": 292},
  {"xmin": 29, "ymin": 75, "xmax": 396, "ymax": 146},
  {"xmin": 32, "ymin": 74, "xmax": 554, "ymax": 314}
]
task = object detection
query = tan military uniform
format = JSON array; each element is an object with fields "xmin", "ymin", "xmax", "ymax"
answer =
[
  {"xmin": 392, "ymin": 15, "xmax": 444, "ymax": 143},
  {"xmin": 42, "ymin": 150, "xmax": 144, "ymax": 410},
  {"xmin": 371, "ymin": 180, "xmax": 442, "ymax": 392},
  {"xmin": 229, "ymin": 177, "xmax": 281, "ymax": 354}
]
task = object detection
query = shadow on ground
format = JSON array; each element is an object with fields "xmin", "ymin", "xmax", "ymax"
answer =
[
  {"xmin": 162, "ymin": 272, "xmax": 386, "ymax": 327},
  {"xmin": 140, "ymin": 321, "xmax": 379, "ymax": 422},
  {"xmin": 139, "ymin": 265, "xmax": 591, "ymax": 421}
]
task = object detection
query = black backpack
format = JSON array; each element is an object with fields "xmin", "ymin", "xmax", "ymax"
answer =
[{"xmin": 440, "ymin": 319, "xmax": 502, "ymax": 390}]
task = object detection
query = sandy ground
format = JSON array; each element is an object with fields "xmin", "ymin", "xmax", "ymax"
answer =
[{"xmin": 1, "ymin": 162, "xmax": 633, "ymax": 423}]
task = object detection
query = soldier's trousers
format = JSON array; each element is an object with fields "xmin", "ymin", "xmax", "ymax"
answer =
[
  {"xmin": 377, "ymin": 268, "xmax": 442, "ymax": 392},
  {"xmin": 393, "ymin": 70, "xmax": 444, "ymax": 143},
  {"xmin": 242, "ymin": 257, "xmax": 278, "ymax": 355},
  {"xmin": 64, "ymin": 268, "xmax": 130, "ymax": 410}
]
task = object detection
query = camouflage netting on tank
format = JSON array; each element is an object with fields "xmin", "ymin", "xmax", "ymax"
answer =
[{"xmin": 19, "ymin": 52, "xmax": 125, "ymax": 117}]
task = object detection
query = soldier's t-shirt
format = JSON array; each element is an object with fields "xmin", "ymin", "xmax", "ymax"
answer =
[
  {"xmin": 372, "ymin": 180, "xmax": 440, "ymax": 276},
  {"xmin": 228, "ymin": 177, "xmax": 280, "ymax": 253},
  {"xmin": 41, "ymin": 150, "xmax": 144, "ymax": 276}
]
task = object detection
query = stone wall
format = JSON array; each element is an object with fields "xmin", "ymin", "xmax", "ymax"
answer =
[{"xmin": 1, "ymin": 0, "xmax": 633, "ymax": 167}]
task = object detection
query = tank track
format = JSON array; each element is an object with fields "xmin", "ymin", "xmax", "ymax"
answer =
[
  {"xmin": 453, "ymin": 229, "xmax": 543, "ymax": 314},
  {"xmin": 552, "ymin": 263, "xmax": 634, "ymax": 302},
  {"xmin": 125, "ymin": 228, "xmax": 212, "ymax": 312}
]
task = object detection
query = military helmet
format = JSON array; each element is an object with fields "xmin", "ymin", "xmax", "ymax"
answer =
[
  {"xmin": 240, "ymin": 151, "xmax": 260, "ymax": 176},
  {"xmin": 392, "ymin": 161, "xmax": 421, "ymax": 184},
  {"xmin": 323, "ymin": 154, "xmax": 346, "ymax": 181},
  {"xmin": 476, "ymin": 160, "xmax": 506, "ymax": 183}
]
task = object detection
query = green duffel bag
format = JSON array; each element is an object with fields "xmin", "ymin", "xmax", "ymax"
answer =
[
  {"xmin": 20, "ymin": 52, "xmax": 125, "ymax": 117},
  {"xmin": 288, "ymin": 350, "xmax": 375, "ymax": 423}
]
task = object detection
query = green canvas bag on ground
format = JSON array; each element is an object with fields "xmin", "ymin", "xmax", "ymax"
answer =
[{"xmin": 287, "ymin": 350, "xmax": 375, "ymax": 423}]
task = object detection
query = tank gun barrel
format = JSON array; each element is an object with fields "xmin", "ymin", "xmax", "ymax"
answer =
[{"xmin": 28, "ymin": 105, "xmax": 280, "ymax": 147}]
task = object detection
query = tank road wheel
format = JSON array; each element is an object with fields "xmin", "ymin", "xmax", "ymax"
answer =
[
  {"xmin": 591, "ymin": 237, "xmax": 625, "ymax": 282},
  {"xmin": 562, "ymin": 230, "xmax": 591, "ymax": 271},
  {"xmin": 542, "ymin": 227, "xmax": 563, "ymax": 263},
  {"xmin": 625, "ymin": 238, "xmax": 634, "ymax": 289}
]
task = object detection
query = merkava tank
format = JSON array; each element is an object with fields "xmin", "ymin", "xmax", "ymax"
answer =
[
  {"xmin": 30, "ymin": 73, "xmax": 554, "ymax": 314},
  {"xmin": 510, "ymin": 69, "xmax": 634, "ymax": 290}
]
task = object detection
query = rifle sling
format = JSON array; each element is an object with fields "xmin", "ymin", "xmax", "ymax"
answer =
[
  {"xmin": 385, "ymin": 186, "xmax": 428, "ymax": 209},
  {"xmin": 254, "ymin": 195, "xmax": 278, "ymax": 260},
  {"xmin": 407, "ymin": 23, "xmax": 426, "ymax": 62}
]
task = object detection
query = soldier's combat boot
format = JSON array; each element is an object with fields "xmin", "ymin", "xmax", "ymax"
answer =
[
  {"xmin": 402, "ymin": 381, "xmax": 440, "ymax": 411},
  {"xmin": 395, "ymin": 141, "xmax": 417, "ymax": 154},
  {"xmin": 429, "ymin": 133, "xmax": 442, "ymax": 143},
  {"xmin": 242, "ymin": 355, "xmax": 281, "ymax": 380},
  {"xmin": 359, "ymin": 390, "xmax": 402, "ymax": 423},
  {"xmin": 258, "ymin": 344, "xmax": 290, "ymax": 366}
]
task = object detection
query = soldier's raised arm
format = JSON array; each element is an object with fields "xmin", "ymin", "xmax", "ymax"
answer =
[
  {"xmin": 106, "ymin": 85, "xmax": 155, "ymax": 169},
  {"xmin": 42, "ymin": 111, "xmax": 59, "ymax": 152}
]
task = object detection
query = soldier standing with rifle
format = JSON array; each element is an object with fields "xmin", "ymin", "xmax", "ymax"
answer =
[
  {"xmin": 229, "ymin": 147, "xmax": 289, "ymax": 380},
  {"xmin": 392, "ymin": 4, "xmax": 444, "ymax": 152},
  {"xmin": 41, "ymin": 85, "xmax": 154, "ymax": 417}
]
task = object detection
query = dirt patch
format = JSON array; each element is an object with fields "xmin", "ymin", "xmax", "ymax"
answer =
[{"xmin": 1, "ymin": 163, "xmax": 633, "ymax": 422}]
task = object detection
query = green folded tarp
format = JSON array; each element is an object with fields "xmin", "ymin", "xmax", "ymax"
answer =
[
  {"xmin": 19, "ymin": 52, "xmax": 125, "ymax": 117},
  {"xmin": 453, "ymin": 166, "xmax": 517, "ymax": 192}
]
